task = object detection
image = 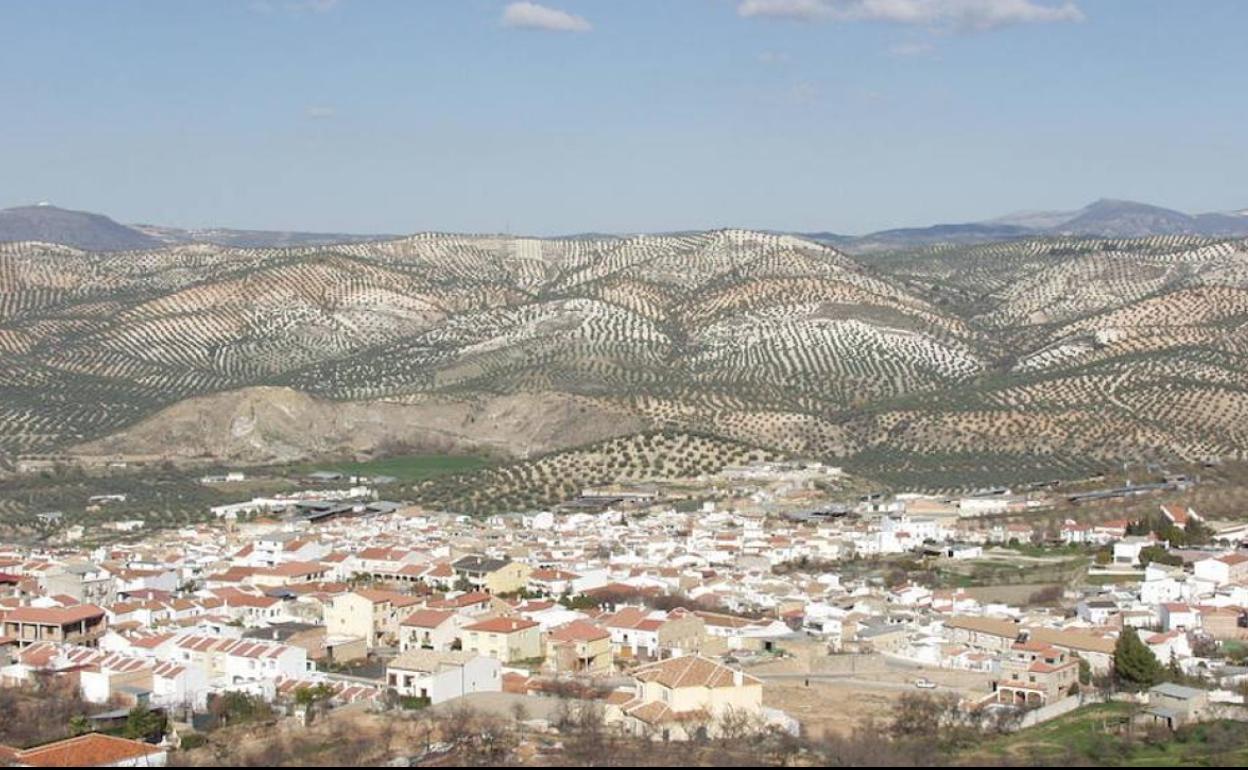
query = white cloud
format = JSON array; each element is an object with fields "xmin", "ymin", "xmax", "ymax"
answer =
[
  {"xmin": 739, "ymin": 0, "xmax": 830, "ymax": 22},
  {"xmin": 502, "ymin": 2, "xmax": 592, "ymax": 32},
  {"xmin": 738, "ymin": 0, "xmax": 1084, "ymax": 31}
]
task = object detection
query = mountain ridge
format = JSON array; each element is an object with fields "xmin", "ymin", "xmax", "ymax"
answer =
[
  {"xmin": 4, "ymin": 199, "xmax": 1247, "ymax": 254},
  {"xmin": 3, "ymin": 227, "xmax": 1247, "ymax": 489},
  {"xmin": 801, "ymin": 199, "xmax": 1248, "ymax": 253}
]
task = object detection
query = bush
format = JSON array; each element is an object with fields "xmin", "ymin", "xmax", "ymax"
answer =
[
  {"xmin": 178, "ymin": 732, "xmax": 207, "ymax": 750},
  {"xmin": 399, "ymin": 695, "xmax": 431, "ymax": 710}
]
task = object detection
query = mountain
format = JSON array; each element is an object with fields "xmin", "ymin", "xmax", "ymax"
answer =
[
  {"xmin": 0, "ymin": 204, "xmax": 162, "ymax": 251},
  {"xmin": 132, "ymin": 224, "xmax": 398, "ymax": 248},
  {"xmin": 1052, "ymin": 198, "xmax": 1211, "ymax": 237},
  {"xmin": 3, "ymin": 228, "xmax": 1248, "ymax": 491},
  {"xmin": 7, "ymin": 200, "xmax": 1246, "ymax": 254},
  {"xmin": 805, "ymin": 199, "xmax": 1248, "ymax": 253},
  {"xmin": 985, "ymin": 209, "xmax": 1080, "ymax": 230},
  {"xmin": 0, "ymin": 204, "xmax": 393, "ymax": 250},
  {"xmin": 811, "ymin": 223, "xmax": 1034, "ymax": 254}
]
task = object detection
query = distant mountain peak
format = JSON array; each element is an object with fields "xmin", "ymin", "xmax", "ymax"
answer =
[
  {"xmin": 0, "ymin": 204, "xmax": 397, "ymax": 250},
  {"xmin": 5, "ymin": 199, "xmax": 1248, "ymax": 255},
  {"xmin": 0, "ymin": 204, "xmax": 162, "ymax": 251}
]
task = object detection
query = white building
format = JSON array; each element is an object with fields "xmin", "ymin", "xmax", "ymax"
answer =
[{"xmin": 385, "ymin": 650, "xmax": 500, "ymax": 704}]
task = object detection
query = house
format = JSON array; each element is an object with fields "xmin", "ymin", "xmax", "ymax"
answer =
[
  {"xmin": 943, "ymin": 616, "xmax": 1021, "ymax": 655},
  {"xmin": 994, "ymin": 640, "xmax": 1079, "ymax": 706},
  {"xmin": 425, "ymin": 590, "xmax": 497, "ymax": 618},
  {"xmin": 1143, "ymin": 682, "xmax": 1209, "ymax": 729},
  {"xmin": 450, "ymin": 555, "xmax": 531, "ymax": 595},
  {"xmin": 216, "ymin": 589, "xmax": 283, "ymax": 627},
  {"xmin": 1060, "ymin": 521, "xmax": 1093, "ymax": 545},
  {"xmin": 527, "ymin": 568, "xmax": 580, "ymax": 597},
  {"xmin": 399, "ymin": 609, "xmax": 460, "ymax": 652},
  {"xmin": 242, "ymin": 622, "xmax": 365, "ymax": 665},
  {"xmin": 246, "ymin": 533, "xmax": 326, "ymax": 568},
  {"xmin": 44, "ymin": 563, "xmax": 115, "ymax": 606},
  {"xmin": 460, "ymin": 616, "xmax": 542, "ymax": 663},
  {"xmin": 0, "ymin": 733, "xmax": 167, "ymax": 767},
  {"xmin": 1198, "ymin": 607, "xmax": 1247, "ymax": 641},
  {"xmin": 1144, "ymin": 630, "xmax": 1192, "ymax": 664},
  {"xmin": 1076, "ymin": 598, "xmax": 1119, "ymax": 625},
  {"xmin": 1093, "ymin": 519, "xmax": 1130, "ymax": 542},
  {"xmin": 1193, "ymin": 553, "xmax": 1248, "ymax": 586},
  {"xmin": 1160, "ymin": 603, "xmax": 1200, "ymax": 632},
  {"xmin": 385, "ymin": 649, "xmax": 501, "ymax": 704},
  {"xmin": 166, "ymin": 634, "xmax": 309, "ymax": 690},
  {"xmin": 1140, "ymin": 563, "xmax": 1185, "ymax": 604},
  {"xmin": 606, "ymin": 655, "xmax": 764, "ymax": 741},
  {"xmin": 249, "ymin": 561, "xmax": 331, "ymax": 589},
  {"xmin": 1026, "ymin": 628, "xmax": 1116, "ymax": 674},
  {"xmin": 694, "ymin": 610, "xmax": 791, "ymax": 654},
  {"xmin": 1, "ymin": 604, "xmax": 107, "ymax": 647},
  {"xmin": 323, "ymin": 589, "xmax": 423, "ymax": 649},
  {"xmin": 546, "ymin": 620, "xmax": 613, "ymax": 674},
  {"xmin": 944, "ymin": 617, "xmax": 1116, "ymax": 674},
  {"xmin": 602, "ymin": 607, "xmax": 707, "ymax": 661},
  {"xmin": 1113, "ymin": 537, "xmax": 1156, "ymax": 567},
  {"xmin": 1160, "ymin": 504, "xmax": 1199, "ymax": 531},
  {"xmin": 75, "ymin": 652, "xmax": 155, "ymax": 706},
  {"xmin": 851, "ymin": 622, "xmax": 910, "ymax": 655},
  {"xmin": 151, "ymin": 659, "xmax": 210, "ymax": 709},
  {"xmin": 113, "ymin": 568, "xmax": 178, "ymax": 597}
]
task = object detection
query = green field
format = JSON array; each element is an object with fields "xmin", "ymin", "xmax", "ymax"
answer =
[
  {"xmin": 964, "ymin": 703, "xmax": 1248, "ymax": 766},
  {"xmin": 932, "ymin": 554, "xmax": 1090, "ymax": 590},
  {"xmin": 291, "ymin": 454, "xmax": 492, "ymax": 484}
]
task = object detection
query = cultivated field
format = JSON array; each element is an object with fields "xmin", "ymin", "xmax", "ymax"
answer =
[{"xmin": 3, "ymin": 231, "xmax": 1248, "ymax": 490}]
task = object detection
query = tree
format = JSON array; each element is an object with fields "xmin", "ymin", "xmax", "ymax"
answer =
[
  {"xmin": 122, "ymin": 704, "xmax": 164, "ymax": 742},
  {"xmin": 294, "ymin": 682, "xmax": 335, "ymax": 723},
  {"xmin": 1184, "ymin": 519, "xmax": 1214, "ymax": 545},
  {"xmin": 1139, "ymin": 545, "xmax": 1182, "ymax": 567},
  {"xmin": 1076, "ymin": 654, "xmax": 1092, "ymax": 686},
  {"xmin": 1114, "ymin": 627, "xmax": 1163, "ymax": 689}
]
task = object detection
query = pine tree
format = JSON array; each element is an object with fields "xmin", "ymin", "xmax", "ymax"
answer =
[{"xmin": 1114, "ymin": 627, "xmax": 1163, "ymax": 689}]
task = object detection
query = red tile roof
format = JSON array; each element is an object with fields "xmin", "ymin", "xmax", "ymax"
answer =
[
  {"xmin": 10, "ymin": 733, "xmax": 163, "ymax": 767},
  {"xmin": 464, "ymin": 617, "xmax": 537, "ymax": 634}
]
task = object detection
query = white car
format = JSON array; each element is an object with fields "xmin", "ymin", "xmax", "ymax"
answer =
[{"xmin": 914, "ymin": 678, "xmax": 937, "ymax": 689}]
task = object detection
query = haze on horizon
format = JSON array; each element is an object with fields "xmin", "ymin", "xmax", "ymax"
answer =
[{"xmin": 1, "ymin": 0, "xmax": 1245, "ymax": 236}]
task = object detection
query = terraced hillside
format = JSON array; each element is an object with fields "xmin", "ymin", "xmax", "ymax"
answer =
[{"xmin": 2, "ymin": 230, "xmax": 1247, "ymax": 488}]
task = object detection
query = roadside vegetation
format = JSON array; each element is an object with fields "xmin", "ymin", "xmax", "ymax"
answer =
[{"xmin": 961, "ymin": 702, "xmax": 1248, "ymax": 766}]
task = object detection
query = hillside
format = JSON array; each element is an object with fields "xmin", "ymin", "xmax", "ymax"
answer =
[
  {"xmin": 0, "ymin": 204, "xmax": 394, "ymax": 251},
  {"xmin": 131, "ymin": 224, "xmax": 399, "ymax": 248},
  {"xmin": 807, "ymin": 199, "xmax": 1248, "ymax": 253},
  {"xmin": 0, "ymin": 205, "xmax": 162, "ymax": 251},
  {"xmin": 2, "ymin": 229, "xmax": 1248, "ymax": 488}
]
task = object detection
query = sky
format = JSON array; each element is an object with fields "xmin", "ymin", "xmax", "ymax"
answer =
[{"xmin": 1, "ymin": 0, "xmax": 1245, "ymax": 236}]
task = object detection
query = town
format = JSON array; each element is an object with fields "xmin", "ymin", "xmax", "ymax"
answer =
[{"xmin": 2, "ymin": 459, "xmax": 1248, "ymax": 766}]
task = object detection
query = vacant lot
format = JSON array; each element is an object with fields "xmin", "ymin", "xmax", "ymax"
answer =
[{"xmin": 750, "ymin": 640, "xmax": 993, "ymax": 738}]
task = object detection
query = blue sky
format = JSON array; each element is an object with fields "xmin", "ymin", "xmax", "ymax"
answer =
[{"xmin": 1, "ymin": 0, "xmax": 1244, "ymax": 235}]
